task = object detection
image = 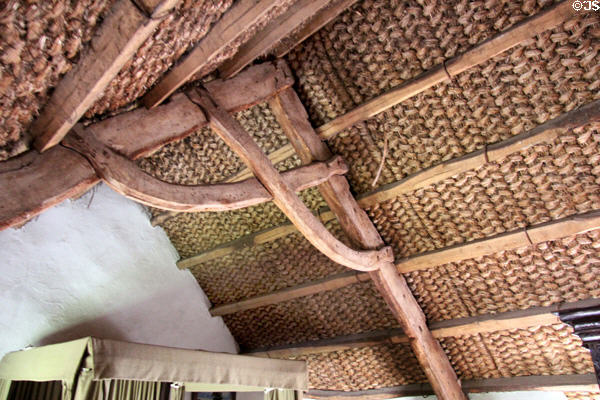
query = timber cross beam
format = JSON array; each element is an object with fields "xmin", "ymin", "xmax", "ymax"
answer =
[{"xmin": 189, "ymin": 85, "xmax": 467, "ymax": 400}]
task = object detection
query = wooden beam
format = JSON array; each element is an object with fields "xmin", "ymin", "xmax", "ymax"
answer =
[
  {"xmin": 90, "ymin": 62, "xmax": 294, "ymax": 160},
  {"xmin": 211, "ymin": 271, "xmax": 370, "ymax": 316},
  {"xmin": 272, "ymin": 0, "xmax": 359, "ymax": 58},
  {"xmin": 219, "ymin": 0, "xmax": 332, "ymax": 78},
  {"xmin": 63, "ymin": 126, "xmax": 348, "ymax": 212},
  {"xmin": 143, "ymin": 0, "xmax": 289, "ymax": 108},
  {"xmin": 307, "ymin": 374, "xmax": 599, "ymax": 399},
  {"xmin": 357, "ymin": 100, "xmax": 600, "ymax": 207},
  {"xmin": 190, "ymin": 88, "xmax": 391, "ymax": 272},
  {"xmin": 247, "ymin": 298, "xmax": 600, "ymax": 358},
  {"xmin": 315, "ymin": 1, "xmax": 574, "ymax": 141},
  {"xmin": 207, "ymin": 209, "xmax": 600, "ymax": 316},
  {"xmin": 398, "ymin": 210, "xmax": 600, "ymax": 274},
  {"xmin": 31, "ymin": 0, "xmax": 180, "ymax": 152},
  {"xmin": 0, "ymin": 147, "xmax": 100, "ymax": 231},
  {"xmin": 269, "ymin": 87, "xmax": 467, "ymax": 400},
  {"xmin": 181, "ymin": 99, "xmax": 600, "ymax": 255},
  {"xmin": 223, "ymin": 144, "xmax": 297, "ymax": 183}
]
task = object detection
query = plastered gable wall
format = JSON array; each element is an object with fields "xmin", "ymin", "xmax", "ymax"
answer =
[{"xmin": 0, "ymin": 183, "xmax": 237, "ymax": 358}]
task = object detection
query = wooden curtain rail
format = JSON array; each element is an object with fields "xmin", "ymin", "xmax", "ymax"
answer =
[
  {"xmin": 315, "ymin": 1, "xmax": 575, "ymax": 140},
  {"xmin": 180, "ymin": 100, "xmax": 600, "ymax": 267},
  {"xmin": 307, "ymin": 374, "xmax": 599, "ymax": 399},
  {"xmin": 62, "ymin": 126, "xmax": 348, "ymax": 213},
  {"xmin": 209, "ymin": 209, "xmax": 600, "ymax": 316},
  {"xmin": 190, "ymin": 88, "xmax": 391, "ymax": 272},
  {"xmin": 246, "ymin": 298, "xmax": 600, "ymax": 358}
]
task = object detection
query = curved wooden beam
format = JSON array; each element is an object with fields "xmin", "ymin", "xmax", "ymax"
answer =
[
  {"xmin": 190, "ymin": 88, "xmax": 393, "ymax": 272},
  {"xmin": 0, "ymin": 147, "xmax": 100, "ymax": 231},
  {"xmin": 62, "ymin": 126, "xmax": 348, "ymax": 212}
]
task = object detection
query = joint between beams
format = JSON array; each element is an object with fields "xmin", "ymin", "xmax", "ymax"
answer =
[
  {"xmin": 442, "ymin": 60, "xmax": 454, "ymax": 83},
  {"xmin": 524, "ymin": 227, "xmax": 534, "ymax": 246}
]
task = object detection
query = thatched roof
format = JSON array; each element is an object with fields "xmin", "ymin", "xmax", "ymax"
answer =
[{"xmin": 1, "ymin": 0, "xmax": 599, "ymax": 397}]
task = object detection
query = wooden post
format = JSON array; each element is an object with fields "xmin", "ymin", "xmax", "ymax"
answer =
[{"xmin": 268, "ymin": 87, "xmax": 467, "ymax": 400}]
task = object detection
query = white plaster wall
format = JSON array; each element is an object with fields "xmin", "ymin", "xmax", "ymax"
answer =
[{"xmin": 0, "ymin": 183, "xmax": 237, "ymax": 359}]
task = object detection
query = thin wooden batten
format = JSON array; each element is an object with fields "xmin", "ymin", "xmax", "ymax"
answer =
[
  {"xmin": 246, "ymin": 298, "xmax": 600, "ymax": 358},
  {"xmin": 315, "ymin": 1, "xmax": 575, "ymax": 140},
  {"xmin": 209, "ymin": 209, "xmax": 600, "ymax": 316},
  {"xmin": 307, "ymin": 374, "xmax": 599, "ymax": 399},
  {"xmin": 180, "ymin": 100, "xmax": 600, "ymax": 269},
  {"xmin": 31, "ymin": 0, "xmax": 181, "ymax": 152}
]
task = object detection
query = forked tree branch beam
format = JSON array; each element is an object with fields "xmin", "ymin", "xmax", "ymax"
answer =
[
  {"xmin": 307, "ymin": 374, "xmax": 599, "ymax": 399},
  {"xmin": 181, "ymin": 100, "xmax": 600, "ymax": 268},
  {"xmin": 209, "ymin": 209, "xmax": 600, "ymax": 316},
  {"xmin": 268, "ymin": 87, "xmax": 467, "ymax": 400},
  {"xmin": 246, "ymin": 298, "xmax": 600, "ymax": 358},
  {"xmin": 315, "ymin": 1, "xmax": 575, "ymax": 140},
  {"xmin": 143, "ymin": 0, "xmax": 291, "ymax": 108},
  {"xmin": 31, "ymin": 0, "xmax": 181, "ymax": 152},
  {"xmin": 63, "ymin": 126, "xmax": 348, "ymax": 212},
  {"xmin": 189, "ymin": 88, "xmax": 392, "ymax": 272}
]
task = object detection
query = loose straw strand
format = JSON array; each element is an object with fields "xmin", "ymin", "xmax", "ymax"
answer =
[{"xmin": 372, "ymin": 132, "xmax": 389, "ymax": 187}]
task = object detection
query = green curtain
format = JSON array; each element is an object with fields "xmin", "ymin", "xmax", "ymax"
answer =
[
  {"xmin": 0, "ymin": 380, "xmax": 11, "ymax": 400},
  {"xmin": 5, "ymin": 380, "xmax": 62, "ymax": 400},
  {"xmin": 73, "ymin": 368, "xmax": 169, "ymax": 400},
  {"xmin": 265, "ymin": 389, "xmax": 301, "ymax": 400}
]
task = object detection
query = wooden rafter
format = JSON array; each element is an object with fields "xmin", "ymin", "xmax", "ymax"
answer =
[
  {"xmin": 247, "ymin": 298, "xmax": 600, "ymax": 357},
  {"xmin": 315, "ymin": 0, "xmax": 575, "ymax": 140},
  {"xmin": 31, "ymin": 0, "xmax": 181, "ymax": 152},
  {"xmin": 179, "ymin": 99, "xmax": 600, "ymax": 270},
  {"xmin": 143, "ymin": 0, "xmax": 290, "ymax": 108},
  {"xmin": 63, "ymin": 126, "xmax": 348, "ymax": 212},
  {"xmin": 208, "ymin": 209, "xmax": 600, "ymax": 316},
  {"xmin": 219, "ymin": 0, "xmax": 333, "ymax": 78},
  {"xmin": 307, "ymin": 374, "xmax": 599, "ymax": 399},
  {"xmin": 267, "ymin": 87, "xmax": 466, "ymax": 400},
  {"xmin": 189, "ymin": 88, "xmax": 391, "ymax": 273},
  {"xmin": 271, "ymin": 0, "xmax": 359, "ymax": 58}
]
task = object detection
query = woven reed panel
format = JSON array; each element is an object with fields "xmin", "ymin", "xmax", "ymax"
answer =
[
  {"xmin": 406, "ymin": 124, "xmax": 600, "ymax": 249},
  {"xmin": 189, "ymin": 219, "xmax": 348, "ymax": 306},
  {"xmin": 565, "ymin": 392, "xmax": 600, "ymax": 400},
  {"xmin": 444, "ymin": 324, "xmax": 594, "ymax": 379},
  {"xmin": 407, "ymin": 228, "xmax": 600, "ymax": 322},
  {"xmin": 288, "ymin": 5, "xmax": 599, "ymax": 194},
  {"xmin": 296, "ymin": 344, "xmax": 426, "ymax": 391},
  {"xmin": 86, "ymin": 0, "xmax": 298, "ymax": 117},
  {"xmin": 224, "ymin": 281, "xmax": 399, "ymax": 349},
  {"xmin": 160, "ymin": 186, "xmax": 326, "ymax": 258},
  {"xmin": 138, "ymin": 102, "xmax": 297, "ymax": 185},
  {"xmin": 0, "ymin": 0, "xmax": 114, "ymax": 161},
  {"xmin": 365, "ymin": 193, "xmax": 437, "ymax": 258}
]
